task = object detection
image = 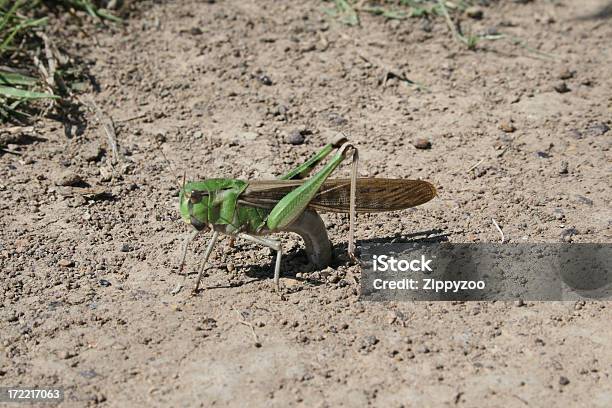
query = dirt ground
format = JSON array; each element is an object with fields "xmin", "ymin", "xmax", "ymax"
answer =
[{"xmin": 1, "ymin": 0, "xmax": 611, "ymax": 406}]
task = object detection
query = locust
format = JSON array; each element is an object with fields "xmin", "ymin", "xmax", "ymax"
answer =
[{"xmin": 173, "ymin": 134, "xmax": 436, "ymax": 294}]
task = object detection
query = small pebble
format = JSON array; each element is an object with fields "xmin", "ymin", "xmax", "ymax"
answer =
[
  {"xmin": 258, "ymin": 75, "xmax": 272, "ymax": 86},
  {"xmin": 58, "ymin": 259, "xmax": 75, "ymax": 268},
  {"xmin": 119, "ymin": 243, "xmax": 131, "ymax": 252},
  {"xmin": 55, "ymin": 171, "xmax": 84, "ymax": 187},
  {"xmin": 60, "ymin": 350, "xmax": 76, "ymax": 359},
  {"xmin": 558, "ymin": 161, "xmax": 568, "ymax": 174},
  {"xmin": 327, "ymin": 272, "xmax": 341, "ymax": 284},
  {"xmin": 337, "ymin": 279, "xmax": 349, "ymax": 287},
  {"xmin": 99, "ymin": 166, "xmax": 112, "ymax": 182},
  {"xmin": 286, "ymin": 130, "xmax": 305, "ymax": 145},
  {"xmin": 499, "ymin": 121, "xmax": 516, "ymax": 133},
  {"xmin": 237, "ymin": 131, "xmax": 258, "ymax": 141},
  {"xmin": 554, "ymin": 81, "xmax": 570, "ymax": 93},
  {"xmin": 417, "ymin": 345, "xmax": 430, "ymax": 354},
  {"xmin": 413, "ymin": 138, "xmax": 431, "ymax": 149},
  {"xmin": 154, "ymin": 132, "xmax": 167, "ymax": 143},
  {"xmin": 466, "ymin": 6, "xmax": 484, "ymax": 19},
  {"xmin": 328, "ymin": 113, "xmax": 347, "ymax": 126},
  {"xmin": 574, "ymin": 195, "xmax": 593, "ymax": 206},
  {"xmin": 558, "ymin": 68, "xmax": 575, "ymax": 80},
  {"xmin": 275, "ymin": 105, "xmax": 288, "ymax": 116},
  {"xmin": 559, "ymin": 376, "xmax": 570, "ymax": 386},
  {"xmin": 569, "ymin": 129, "xmax": 583, "ymax": 139},
  {"xmin": 585, "ymin": 122, "xmax": 609, "ymax": 137},
  {"xmin": 361, "ymin": 335, "xmax": 379, "ymax": 348},
  {"xmin": 80, "ymin": 369, "xmax": 98, "ymax": 379},
  {"xmin": 82, "ymin": 144, "xmax": 104, "ymax": 162},
  {"xmin": 99, "ymin": 279, "xmax": 111, "ymax": 287},
  {"xmin": 561, "ymin": 228, "xmax": 578, "ymax": 242}
]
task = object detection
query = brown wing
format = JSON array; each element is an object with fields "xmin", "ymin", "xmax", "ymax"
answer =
[{"xmin": 241, "ymin": 178, "xmax": 437, "ymax": 213}]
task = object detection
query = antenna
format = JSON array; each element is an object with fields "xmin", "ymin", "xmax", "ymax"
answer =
[{"xmin": 156, "ymin": 142, "xmax": 183, "ymax": 190}]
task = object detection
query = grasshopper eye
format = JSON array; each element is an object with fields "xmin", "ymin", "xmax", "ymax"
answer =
[{"xmin": 190, "ymin": 190, "xmax": 205, "ymax": 203}]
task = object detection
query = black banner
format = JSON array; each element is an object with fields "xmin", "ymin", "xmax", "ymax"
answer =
[{"xmin": 359, "ymin": 243, "xmax": 612, "ymax": 301}]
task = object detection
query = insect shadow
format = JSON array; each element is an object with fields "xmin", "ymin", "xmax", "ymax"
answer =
[{"xmin": 200, "ymin": 228, "xmax": 450, "ymax": 290}]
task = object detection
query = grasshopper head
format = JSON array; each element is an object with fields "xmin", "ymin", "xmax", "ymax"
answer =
[
  {"xmin": 179, "ymin": 178, "xmax": 248, "ymax": 230},
  {"xmin": 179, "ymin": 182, "xmax": 211, "ymax": 231}
]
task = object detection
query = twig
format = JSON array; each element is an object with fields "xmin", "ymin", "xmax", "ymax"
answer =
[
  {"xmin": 496, "ymin": 146, "xmax": 509, "ymax": 158},
  {"xmin": 33, "ymin": 55, "xmax": 50, "ymax": 86},
  {"xmin": 39, "ymin": 33, "xmax": 70, "ymax": 94},
  {"xmin": 491, "ymin": 218, "xmax": 505, "ymax": 243},
  {"xmin": 235, "ymin": 310, "xmax": 260, "ymax": 344},
  {"xmin": 32, "ymin": 55, "xmax": 56, "ymax": 116},
  {"xmin": 116, "ymin": 113, "xmax": 147, "ymax": 123},
  {"xmin": 1, "ymin": 147, "xmax": 23, "ymax": 155},
  {"xmin": 41, "ymin": 35, "xmax": 57, "ymax": 89},
  {"xmin": 1, "ymin": 126, "xmax": 35, "ymax": 135},
  {"xmin": 467, "ymin": 158, "xmax": 484, "ymax": 172}
]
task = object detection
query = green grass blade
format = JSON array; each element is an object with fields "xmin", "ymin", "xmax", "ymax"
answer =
[
  {"xmin": 0, "ymin": 0, "xmax": 22, "ymax": 33},
  {"xmin": 0, "ymin": 71, "xmax": 38, "ymax": 86},
  {"xmin": 0, "ymin": 16, "xmax": 48, "ymax": 53},
  {"xmin": 81, "ymin": 0, "xmax": 100, "ymax": 20},
  {"xmin": 333, "ymin": 0, "xmax": 359, "ymax": 26},
  {"xmin": 0, "ymin": 85, "xmax": 59, "ymax": 100},
  {"xmin": 96, "ymin": 8, "xmax": 122, "ymax": 23}
]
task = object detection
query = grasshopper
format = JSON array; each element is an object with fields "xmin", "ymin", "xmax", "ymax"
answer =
[{"xmin": 174, "ymin": 135, "xmax": 436, "ymax": 294}]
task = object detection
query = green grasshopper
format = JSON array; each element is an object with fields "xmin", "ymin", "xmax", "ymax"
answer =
[{"xmin": 174, "ymin": 135, "xmax": 436, "ymax": 294}]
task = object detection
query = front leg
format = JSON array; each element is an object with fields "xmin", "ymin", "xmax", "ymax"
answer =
[
  {"xmin": 192, "ymin": 230, "xmax": 220, "ymax": 294},
  {"xmin": 171, "ymin": 229, "xmax": 200, "ymax": 294}
]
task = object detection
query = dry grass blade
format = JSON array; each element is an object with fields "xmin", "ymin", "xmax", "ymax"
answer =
[
  {"xmin": 0, "ymin": 1, "xmax": 120, "ymax": 122},
  {"xmin": 492, "ymin": 218, "xmax": 505, "ymax": 243},
  {"xmin": 82, "ymin": 96, "xmax": 121, "ymax": 165},
  {"xmin": 357, "ymin": 51, "xmax": 427, "ymax": 90}
]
